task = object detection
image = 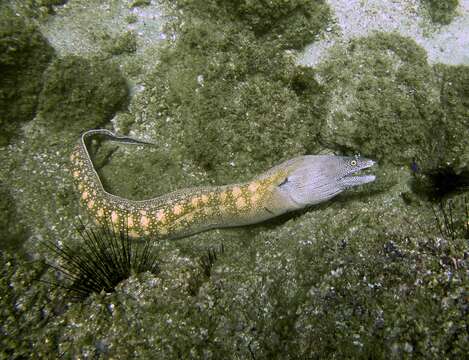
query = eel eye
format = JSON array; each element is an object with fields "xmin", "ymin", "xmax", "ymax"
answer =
[{"xmin": 350, "ymin": 160, "xmax": 357, "ymax": 166}]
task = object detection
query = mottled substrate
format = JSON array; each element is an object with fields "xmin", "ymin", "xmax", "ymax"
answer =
[
  {"xmin": 2, "ymin": 191, "xmax": 468, "ymax": 358},
  {"xmin": 103, "ymin": 0, "xmax": 330, "ymax": 194},
  {"xmin": 317, "ymin": 32, "xmax": 440, "ymax": 163},
  {"xmin": 172, "ymin": 0, "xmax": 331, "ymax": 49},
  {"xmin": 100, "ymin": 30, "xmax": 138, "ymax": 56},
  {"xmin": 0, "ymin": 5, "xmax": 54, "ymax": 145},
  {"xmin": 315, "ymin": 32, "xmax": 469, "ymax": 201},
  {"xmin": 0, "ymin": 0, "xmax": 469, "ymax": 358},
  {"xmin": 36, "ymin": 55, "xmax": 129, "ymax": 133},
  {"xmin": 0, "ymin": 1, "xmax": 131, "ymax": 246},
  {"xmin": 0, "ymin": 184, "xmax": 28, "ymax": 252},
  {"xmin": 316, "ymin": 32, "xmax": 469, "ymax": 169},
  {"xmin": 431, "ymin": 64, "xmax": 469, "ymax": 171},
  {"xmin": 421, "ymin": 0, "xmax": 459, "ymax": 25},
  {"xmin": 7, "ymin": 0, "xmax": 67, "ymax": 20},
  {"xmin": 0, "ymin": 252, "xmax": 61, "ymax": 357}
]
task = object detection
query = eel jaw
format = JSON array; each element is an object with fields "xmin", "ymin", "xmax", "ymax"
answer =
[{"xmin": 340, "ymin": 159, "xmax": 376, "ymax": 188}]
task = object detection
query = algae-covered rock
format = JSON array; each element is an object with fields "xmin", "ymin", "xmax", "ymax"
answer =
[
  {"xmin": 433, "ymin": 64, "xmax": 469, "ymax": 170},
  {"xmin": 133, "ymin": 18, "xmax": 328, "ymax": 186},
  {"xmin": 27, "ymin": 195, "xmax": 468, "ymax": 358},
  {"xmin": 0, "ymin": 251, "xmax": 58, "ymax": 358},
  {"xmin": 1, "ymin": 0, "xmax": 467, "ymax": 358},
  {"xmin": 96, "ymin": 0, "xmax": 330, "ymax": 198},
  {"xmin": 410, "ymin": 64, "xmax": 469, "ymax": 200},
  {"xmin": 0, "ymin": 183, "xmax": 28, "ymax": 252},
  {"xmin": 421, "ymin": 0, "xmax": 459, "ymax": 25},
  {"xmin": 101, "ymin": 30, "xmax": 137, "ymax": 56},
  {"xmin": 317, "ymin": 38, "xmax": 469, "ymax": 199},
  {"xmin": 129, "ymin": 0, "xmax": 151, "ymax": 8},
  {"xmin": 318, "ymin": 32, "xmax": 441, "ymax": 164},
  {"xmin": 289, "ymin": 214, "xmax": 469, "ymax": 358},
  {"xmin": 37, "ymin": 55, "xmax": 129, "ymax": 133},
  {"xmin": 0, "ymin": 5, "xmax": 54, "ymax": 146},
  {"xmin": 177, "ymin": 73, "xmax": 325, "ymax": 176},
  {"xmin": 168, "ymin": 0, "xmax": 331, "ymax": 49},
  {"xmin": 226, "ymin": 0, "xmax": 331, "ymax": 49},
  {"xmin": 12, "ymin": 0, "xmax": 68, "ymax": 19}
]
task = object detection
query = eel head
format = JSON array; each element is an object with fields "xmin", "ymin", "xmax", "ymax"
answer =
[{"xmin": 270, "ymin": 155, "xmax": 376, "ymax": 210}]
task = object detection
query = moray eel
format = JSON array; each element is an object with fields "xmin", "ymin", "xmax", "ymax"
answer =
[{"xmin": 70, "ymin": 129, "xmax": 376, "ymax": 240}]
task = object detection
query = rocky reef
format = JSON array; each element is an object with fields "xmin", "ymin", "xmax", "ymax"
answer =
[{"xmin": 0, "ymin": 0, "xmax": 468, "ymax": 358}]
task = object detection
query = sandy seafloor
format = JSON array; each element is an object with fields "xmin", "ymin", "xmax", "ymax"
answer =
[
  {"xmin": 1, "ymin": 0, "xmax": 469, "ymax": 358},
  {"xmin": 41, "ymin": 0, "xmax": 469, "ymax": 66}
]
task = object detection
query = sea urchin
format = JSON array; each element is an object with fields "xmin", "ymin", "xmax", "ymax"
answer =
[{"xmin": 44, "ymin": 218, "xmax": 160, "ymax": 300}]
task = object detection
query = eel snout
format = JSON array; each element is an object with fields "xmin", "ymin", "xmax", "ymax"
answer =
[{"xmin": 340, "ymin": 158, "xmax": 376, "ymax": 188}]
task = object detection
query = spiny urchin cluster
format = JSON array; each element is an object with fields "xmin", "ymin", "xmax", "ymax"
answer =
[
  {"xmin": 44, "ymin": 218, "xmax": 160, "ymax": 300},
  {"xmin": 432, "ymin": 197, "xmax": 469, "ymax": 241}
]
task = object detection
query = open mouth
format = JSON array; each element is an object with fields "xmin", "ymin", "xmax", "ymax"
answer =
[{"xmin": 343, "ymin": 159, "xmax": 376, "ymax": 185}]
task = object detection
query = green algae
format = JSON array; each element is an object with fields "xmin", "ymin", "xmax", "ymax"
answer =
[
  {"xmin": 316, "ymin": 32, "xmax": 469, "ymax": 198},
  {"xmin": 129, "ymin": 0, "xmax": 151, "ymax": 8},
  {"xmin": 0, "ymin": 184, "xmax": 28, "ymax": 252},
  {"xmin": 115, "ymin": 11, "xmax": 329, "ymax": 190},
  {"xmin": 0, "ymin": 5, "xmax": 54, "ymax": 146},
  {"xmin": 0, "ymin": 0, "xmax": 468, "ymax": 358},
  {"xmin": 6, "ymin": 189, "xmax": 465, "ymax": 358},
  {"xmin": 317, "ymin": 32, "xmax": 442, "ymax": 164},
  {"xmin": 100, "ymin": 30, "xmax": 138, "ymax": 56},
  {"xmin": 0, "ymin": 129, "xmax": 81, "ymax": 254},
  {"xmin": 170, "ymin": 0, "xmax": 331, "ymax": 49},
  {"xmin": 96, "ymin": 0, "xmax": 331, "ymax": 200},
  {"xmin": 125, "ymin": 13, "xmax": 138, "ymax": 24},
  {"xmin": 0, "ymin": 252, "xmax": 60, "ymax": 358},
  {"xmin": 8, "ymin": 0, "xmax": 67, "ymax": 20},
  {"xmin": 228, "ymin": 0, "xmax": 331, "ymax": 49},
  {"xmin": 422, "ymin": 0, "xmax": 459, "ymax": 25},
  {"xmin": 407, "ymin": 64, "xmax": 469, "ymax": 200},
  {"xmin": 432, "ymin": 64, "xmax": 469, "ymax": 170},
  {"xmin": 292, "ymin": 198, "xmax": 468, "ymax": 357},
  {"xmin": 95, "ymin": 140, "xmax": 198, "ymax": 201},
  {"xmin": 60, "ymin": 22, "xmax": 468, "ymax": 357},
  {"xmin": 37, "ymin": 55, "xmax": 129, "ymax": 133}
]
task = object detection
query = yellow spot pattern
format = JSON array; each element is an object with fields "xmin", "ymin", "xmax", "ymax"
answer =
[
  {"xmin": 173, "ymin": 204, "xmax": 183, "ymax": 216},
  {"xmin": 140, "ymin": 215, "xmax": 149, "ymax": 229},
  {"xmin": 248, "ymin": 182, "xmax": 259, "ymax": 193},
  {"xmin": 156, "ymin": 209, "xmax": 165, "ymax": 222},
  {"xmin": 70, "ymin": 134, "xmax": 289, "ymax": 240},
  {"xmin": 236, "ymin": 197, "xmax": 246, "ymax": 209},
  {"xmin": 232, "ymin": 186, "xmax": 242, "ymax": 197},
  {"xmin": 111, "ymin": 211, "xmax": 119, "ymax": 224}
]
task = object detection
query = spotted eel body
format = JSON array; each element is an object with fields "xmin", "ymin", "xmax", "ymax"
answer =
[{"xmin": 70, "ymin": 130, "xmax": 376, "ymax": 240}]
